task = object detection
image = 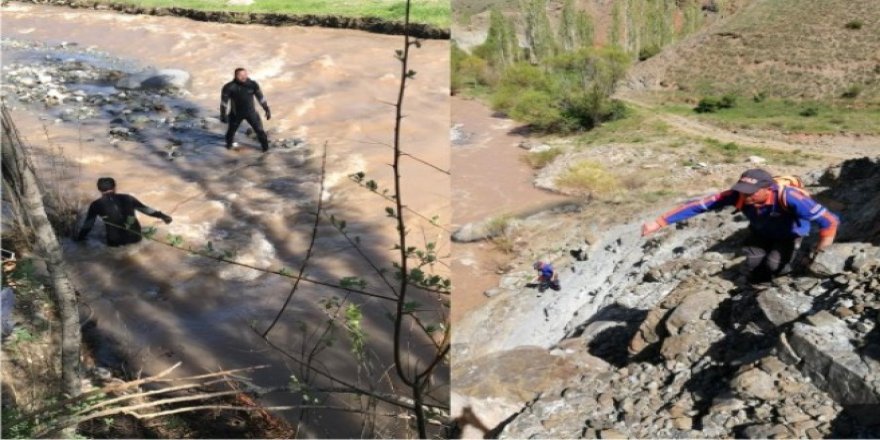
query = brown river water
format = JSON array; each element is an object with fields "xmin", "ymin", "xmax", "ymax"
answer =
[{"xmin": 2, "ymin": 3, "xmax": 449, "ymax": 437}]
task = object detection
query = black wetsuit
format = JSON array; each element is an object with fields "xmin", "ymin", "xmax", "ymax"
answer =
[
  {"xmin": 221, "ymin": 79, "xmax": 270, "ymax": 151},
  {"xmin": 76, "ymin": 193, "xmax": 166, "ymax": 246}
]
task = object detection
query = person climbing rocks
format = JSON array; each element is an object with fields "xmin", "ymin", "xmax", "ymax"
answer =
[
  {"xmin": 641, "ymin": 168, "xmax": 840, "ymax": 283},
  {"xmin": 220, "ymin": 67, "xmax": 271, "ymax": 152},
  {"xmin": 75, "ymin": 177, "xmax": 172, "ymax": 247},
  {"xmin": 533, "ymin": 261, "xmax": 561, "ymax": 292}
]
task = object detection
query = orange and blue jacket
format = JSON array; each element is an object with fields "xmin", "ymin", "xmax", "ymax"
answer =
[
  {"xmin": 536, "ymin": 262, "xmax": 555, "ymax": 281},
  {"xmin": 657, "ymin": 185, "xmax": 839, "ymax": 240}
]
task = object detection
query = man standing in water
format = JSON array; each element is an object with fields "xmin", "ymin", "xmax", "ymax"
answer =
[
  {"xmin": 220, "ymin": 67, "xmax": 272, "ymax": 152},
  {"xmin": 75, "ymin": 177, "xmax": 172, "ymax": 247}
]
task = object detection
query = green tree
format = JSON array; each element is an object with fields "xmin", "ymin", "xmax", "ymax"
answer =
[
  {"xmin": 521, "ymin": 0, "xmax": 559, "ymax": 62},
  {"xmin": 452, "ymin": 43, "xmax": 491, "ymax": 93},
  {"xmin": 558, "ymin": 0, "xmax": 594, "ymax": 51},
  {"xmin": 491, "ymin": 47, "xmax": 631, "ymax": 132},
  {"xmin": 474, "ymin": 8, "xmax": 520, "ymax": 68}
]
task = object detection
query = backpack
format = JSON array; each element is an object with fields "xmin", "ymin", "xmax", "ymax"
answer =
[{"xmin": 735, "ymin": 175, "xmax": 807, "ymax": 211}]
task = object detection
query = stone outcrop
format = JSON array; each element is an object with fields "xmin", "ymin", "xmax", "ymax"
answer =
[{"xmin": 455, "ymin": 158, "xmax": 880, "ymax": 438}]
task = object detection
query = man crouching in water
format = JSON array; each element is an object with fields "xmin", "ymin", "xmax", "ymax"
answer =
[{"xmin": 75, "ymin": 177, "xmax": 172, "ymax": 247}]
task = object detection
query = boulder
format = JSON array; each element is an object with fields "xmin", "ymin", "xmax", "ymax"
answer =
[
  {"xmin": 811, "ymin": 243, "xmax": 868, "ymax": 276},
  {"xmin": 786, "ymin": 319, "xmax": 880, "ymax": 421},
  {"xmin": 731, "ymin": 367, "xmax": 779, "ymax": 401},
  {"xmin": 664, "ymin": 290, "xmax": 723, "ymax": 335},
  {"xmin": 756, "ymin": 287, "xmax": 813, "ymax": 327}
]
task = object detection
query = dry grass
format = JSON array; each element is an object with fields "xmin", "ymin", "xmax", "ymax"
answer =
[
  {"xmin": 32, "ymin": 126, "xmax": 85, "ymax": 240},
  {"xmin": 657, "ymin": 0, "xmax": 880, "ymax": 101},
  {"xmin": 556, "ymin": 160, "xmax": 619, "ymax": 194},
  {"xmin": 522, "ymin": 147, "xmax": 563, "ymax": 169}
]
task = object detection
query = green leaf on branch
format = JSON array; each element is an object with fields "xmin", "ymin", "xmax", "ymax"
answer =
[
  {"xmin": 403, "ymin": 301, "xmax": 421, "ymax": 314},
  {"xmin": 340, "ymin": 276, "xmax": 367, "ymax": 290},
  {"xmin": 344, "ymin": 303, "xmax": 367, "ymax": 359},
  {"xmin": 166, "ymin": 234, "xmax": 184, "ymax": 247}
]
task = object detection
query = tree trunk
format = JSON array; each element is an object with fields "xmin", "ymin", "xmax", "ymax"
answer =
[{"xmin": 2, "ymin": 104, "xmax": 83, "ymax": 405}]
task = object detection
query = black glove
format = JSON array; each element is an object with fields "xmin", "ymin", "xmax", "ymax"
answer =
[
  {"xmin": 220, "ymin": 113, "xmax": 227, "ymax": 124},
  {"xmin": 74, "ymin": 233, "xmax": 87, "ymax": 242},
  {"xmin": 159, "ymin": 213, "xmax": 172, "ymax": 224},
  {"xmin": 264, "ymin": 107, "xmax": 271, "ymax": 120}
]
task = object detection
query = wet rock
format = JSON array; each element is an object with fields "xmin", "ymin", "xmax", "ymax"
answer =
[
  {"xmin": 483, "ymin": 287, "xmax": 506, "ymax": 298},
  {"xmin": 273, "ymin": 137, "xmax": 307, "ymax": 149},
  {"xmin": 108, "ymin": 127, "xmax": 132, "ymax": 139},
  {"xmin": 116, "ymin": 69, "xmax": 191, "ymax": 91},
  {"xmin": 452, "ymin": 217, "xmax": 520, "ymax": 243}
]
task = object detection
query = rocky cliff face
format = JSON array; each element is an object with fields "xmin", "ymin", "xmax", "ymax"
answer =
[{"xmin": 453, "ymin": 157, "xmax": 880, "ymax": 438}]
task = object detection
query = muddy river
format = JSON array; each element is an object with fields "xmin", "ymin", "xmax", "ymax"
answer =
[{"xmin": 2, "ymin": 3, "xmax": 449, "ymax": 437}]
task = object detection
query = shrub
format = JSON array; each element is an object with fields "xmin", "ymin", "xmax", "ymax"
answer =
[
  {"xmin": 508, "ymin": 89, "xmax": 566, "ymax": 131},
  {"xmin": 638, "ymin": 45, "xmax": 661, "ymax": 61},
  {"xmin": 694, "ymin": 96, "xmax": 721, "ymax": 113},
  {"xmin": 523, "ymin": 147, "xmax": 563, "ymax": 169},
  {"xmin": 799, "ymin": 106, "xmax": 819, "ymax": 117},
  {"xmin": 753, "ymin": 92, "xmax": 767, "ymax": 103},
  {"xmin": 845, "ymin": 20, "xmax": 863, "ymax": 30},
  {"xmin": 841, "ymin": 84, "xmax": 862, "ymax": 99},
  {"xmin": 451, "ymin": 44, "xmax": 493, "ymax": 94},
  {"xmin": 719, "ymin": 93, "xmax": 737, "ymax": 109}
]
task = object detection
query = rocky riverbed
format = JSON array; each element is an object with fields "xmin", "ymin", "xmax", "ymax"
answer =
[{"xmin": 1, "ymin": 38, "xmax": 307, "ymax": 154}]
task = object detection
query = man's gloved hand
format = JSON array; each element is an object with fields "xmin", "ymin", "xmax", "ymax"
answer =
[
  {"xmin": 220, "ymin": 113, "xmax": 227, "ymax": 124},
  {"xmin": 264, "ymin": 107, "xmax": 271, "ymax": 120},
  {"xmin": 74, "ymin": 233, "xmax": 87, "ymax": 242},
  {"xmin": 159, "ymin": 213, "xmax": 173, "ymax": 224}
]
